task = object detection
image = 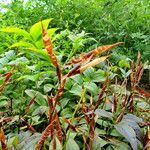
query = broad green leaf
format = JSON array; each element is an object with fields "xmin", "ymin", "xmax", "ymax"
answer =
[
  {"xmin": 30, "ymin": 18, "xmax": 53, "ymax": 41},
  {"xmin": 24, "ymin": 48, "xmax": 50, "ymax": 61},
  {"xmin": 95, "ymin": 109, "xmax": 113, "ymax": 118},
  {"xmin": 118, "ymin": 59, "xmax": 130, "ymax": 68},
  {"xmin": 0, "ymin": 100, "xmax": 8, "ymax": 107},
  {"xmin": 121, "ymin": 119, "xmax": 143, "ymax": 142},
  {"xmin": 60, "ymin": 98, "xmax": 70, "ymax": 108},
  {"xmin": 65, "ymin": 78, "xmax": 74, "ymax": 90},
  {"xmin": 25, "ymin": 89, "xmax": 47, "ymax": 106},
  {"xmin": 44, "ymin": 84, "xmax": 53, "ymax": 93},
  {"xmin": 0, "ymin": 27, "xmax": 31, "ymax": 40},
  {"xmin": 84, "ymin": 82, "xmax": 99, "ymax": 94},
  {"xmin": 9, "ymin": 42, "xmax": 35, "ymax": 48},
  {"xmin": 71, "ymin": 74, "xmax": 83, "ymax": 85},
  {"xmin": 60, "ymin": 108, "xmax": 73, "ymax": 118},
  {"xmin": 35, "ymin": 39, "xmax": 43, "ymax": 49},
  {"xmin": 123, "ymin": 114, "xmax": 143, "ymax": 123},
  {"xmin": 65, "ymin": 139, "xmax": 79, "ymax": 150},
  {"xmin": 93, "ymin": 136, "xmax": 108, "ymax": 149},
  {"xmin": 115, "ymin": 122, "xmax": 138, "ymax": 150},
  {"xmin": 83, "ymin": 67, "xmax": 95, "ymax": 80},
  {"xmin": 47, "ymin": 28, "xmax": 59, "ymax": 37},
  {"xmin": 70, "ymin": 84, "xmax": 82, "ymax": 96}
]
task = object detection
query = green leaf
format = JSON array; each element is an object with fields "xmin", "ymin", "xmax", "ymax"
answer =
[
  {"xmin": 60, "ymin": 108, "xmax": 73, "ymax": 118},
  {"xmin": 30, "ymin": 18, "xmax": 53, "ymax": 41},
  {"xmin": 60, "ymin": 98, "xmax": 70, "ymax": 108},
  {"xmin": 71, "ymin": 74, "xmax": 83, "ymax": 85},
  {"xmin": 24, "ymin": 48, "xmax": 50, "ymax": 61},
  {"xmin": 95, "ymin": 109, "xmax": 113, "ymax": 118},
  {"xmin": 44, "ymin": 84, "xmax": 53, "ymax": 93},
  {"xmin": 123, "ymin": 114, "xmax": 143, "ymax": 123},
  {"xmin": 47, "ymin": 28, "xmax": 59, "ymax": 37},
  {"xmin": 93, "ymin": 136, "xmax": 108, "ymax": 149},
  {"xmin": 0, "ymin": 100, "xmax": 8, "ymax": 107},
  {"xmin": 84, "ymin": 82, "xmax": 99, "ymax": 94},
  {"xmin": 83, "ymin": 67, "xmax": 95, "ymax": 80},
  {"xmin": 118, "ymin": 59, "xmax": 130, "ymax": 68},
  {"xmin": 65, "ymin": 139, "xmax": 79, "ymax": 150},
  {"xmin": 7, "ymin": 136, "xmax": 18, "ymax": 148},
  {"xmin": 70, "ymin": 84, "xmax": 82, "ymax": 96},
  {"xmin": 0, "ymin": 27, "xmax": 31, "ymax": 40},
  {"xmin": 115, "ymin": 122, "xmax": 138, "ymax": 150},
  {"xmin": 9, "ymin": 41, "xmax": 35, "ymax": 49},
  {"xmin": 32, "ymin": 106, "xmax": 48, "ymax": 116},
  {"xmin": 25, "ymin": 89, "xmax": 47, "ymax": 106}
]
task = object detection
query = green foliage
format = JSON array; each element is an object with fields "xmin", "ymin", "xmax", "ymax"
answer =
[
  {"xmin": 1, "ymin": 0, "xmax": 150, "ymax": 60},
  {"xmin": 0, "ymin": 1, "xmax": 150, "ymax": 150}
]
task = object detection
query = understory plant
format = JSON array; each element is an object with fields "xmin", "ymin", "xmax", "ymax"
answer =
[{"xmin": 0, "ymin": 19, "xmax": 150, "ymax": 150}]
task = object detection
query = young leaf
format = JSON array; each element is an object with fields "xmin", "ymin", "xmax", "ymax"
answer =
[
  {"xmin": 47, "ymin": 28, "xmax": 59, "ymax": 37},
  {"xmin": 9, "ymin": 41, "xmax": 35, "ymax": 49},
  {"xmin": 30, "ymin": 19, "xmax": 53, "ymax": 41}
]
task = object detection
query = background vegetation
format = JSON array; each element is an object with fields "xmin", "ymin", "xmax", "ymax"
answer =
[{"xmin": 0, "ymin": 0, "xmax": 150, "ymax": 150}]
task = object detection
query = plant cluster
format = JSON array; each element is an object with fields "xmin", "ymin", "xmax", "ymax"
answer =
[{"xmin": 0, "ymin": 19, "xmax": 150, "ymax": 150}]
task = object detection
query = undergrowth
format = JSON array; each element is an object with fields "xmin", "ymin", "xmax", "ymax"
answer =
[{"xmin": 0, "ymin": 19, "xmax": 150, "ymax": 150}]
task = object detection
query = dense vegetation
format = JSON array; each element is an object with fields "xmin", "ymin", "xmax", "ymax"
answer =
[{"xmin": 0, "ymin": 0, "xmax": 150, "ymax": 150}]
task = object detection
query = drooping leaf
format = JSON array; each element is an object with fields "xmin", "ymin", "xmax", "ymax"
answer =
[
  {"xmin": 122, "ymin": 119, "xmax": 143, "ymax": 142},
  {"xmin": 9, "ymin": 41, "xmax": 35, "ymax": 49},
  {"xmin": 0, "ymin": 27, "xmax": 31, "ymax": 40},
  {"xmin": 115, "ymin": 122, "xmax": 138, "ymax": 150},
  {"xmin": 123, "ymin": 114, "xmax": 143, "ymax": 123},
  {"xmin": 24, "ymin": 48, "xmax": 50, "ymax": 61}
]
